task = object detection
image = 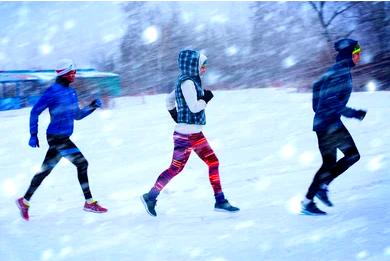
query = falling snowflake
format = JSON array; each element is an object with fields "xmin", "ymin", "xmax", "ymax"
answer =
[
  {"xmin": 367, "ymin": 155, "xmax": 384, "ymax": 172},
  {"xmin": 225, "ymin": 46, "xmax": 238, "ymax": 56},
  {"xmin": 366, "ymin": 80, "xmax": 377, "ymax": 92},
  {"xmin": 2, "ymin": 178, "xmax": 18, "ymax": 197},
  {"xmin": 64, "ymin": 20, "xmax": 76, "ymax": 30},
  {"xmin": 142, "ymin": 26, "xmax": 159, "ymax": 44},
  {"xmin": 39, "ymin": 44, "xmax": 53, "ymax": 55},
  {"xmin": 356, "ymin": 250, "xmax": 369, "ymax": 259},
  {"xmin": 0, "ymin": 37, "xmax": 9, "ymax": 45},
  {"xmin": 286, "ymin": 194, "xmax": 304, "ymax": 214},
  {"xmin": 280, "ymin": 143, "xmax": 296, "ymax": 159},
  {"xmin": 211, "ymin": 15, "xmax": 228, "ymax": 24},
  {"xmin": 282, "ymin": 56, "xmax": 296, "ymax": 68},
  {"xmin": 102, "ymin": 34, "xmax": 116, "ymax": 43},
  {"xmin": 299, "ymin": 151, "xmax": 315, "ymax": 166}
]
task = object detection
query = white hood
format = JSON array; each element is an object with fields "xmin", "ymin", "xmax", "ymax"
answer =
[{"xmin": 198, "ymin": 54, "xmax": 208, "ymax": 74}]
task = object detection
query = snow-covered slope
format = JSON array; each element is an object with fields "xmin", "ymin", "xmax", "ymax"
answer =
[{"xmin": 0, "ymin": 88, "xmax": 389, "ymax": 261}]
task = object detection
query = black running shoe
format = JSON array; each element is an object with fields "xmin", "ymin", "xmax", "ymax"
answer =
[
  {"xmin": 316, "ymin": 188, "xmax": 333, "ymax": 207},
  {"xmin": 301, "ymin": 201, "xmax": 327, "ymax": 215},
  {"xmin": 214, "ymin": 199, "xmax": 240, "ymax": 212},
  {"xmin": 141, "ymin": 193, "xmax": 157, "ymax": 217}
]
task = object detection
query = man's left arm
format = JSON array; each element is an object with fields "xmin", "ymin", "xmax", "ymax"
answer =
[
  {"xmin": 74, "ymin": 91, "xmax": 102, "ymax": 120},
  {"xmin": 338, "ymin": 79, "xmax": 367, "ymax": 120}
]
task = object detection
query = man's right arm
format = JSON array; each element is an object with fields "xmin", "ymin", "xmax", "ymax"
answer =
[{"xmin": 29, "ymin": 90, "xmax": 50, "ymax": 135}]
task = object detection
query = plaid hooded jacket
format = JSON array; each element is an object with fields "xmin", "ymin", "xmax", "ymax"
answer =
[{"xmin": 175, "ymin": 49, "xmax": 206, "ymax": 125}]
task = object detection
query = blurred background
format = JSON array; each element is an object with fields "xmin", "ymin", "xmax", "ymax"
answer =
[
  {"xmin": 0, "ymin": 3, "xmax": 389, "ymax": 260},
  {"xmin": 0, "ymin": 1, "xmax": 389, "ymax": 107}
]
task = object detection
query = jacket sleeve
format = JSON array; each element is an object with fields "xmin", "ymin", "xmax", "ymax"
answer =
[
  {"xmin": 166, "ymin": 90, "xmax": 176, "ymax": 110},
  {"xmin": 317, "ymin": 74, "xmax": 354, "ymax": 118},
  {"xmin": 73, "ymin": 91, "xmax": 95, "ymax": 120},
  {"xmin": 340, "ymin": 106, "xmax": 359, "ymax": 118},
  {"xmin": 181, "ymin": 80, "xmax": 207, "ymax": 113},
  {"xmin": 312, "ymin": 76, "xmax": 326, "ymax": 113},
  {"xmin": 29, "ymin": 90, "xmax": 50, "ymax": 135},
  {"xmin": 330, "ymin": 75, "xmax": 359, "ymax": 118}
]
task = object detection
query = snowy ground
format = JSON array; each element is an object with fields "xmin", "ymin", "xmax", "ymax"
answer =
[{"xmin": 0, "ymin": 88, "xmax": 389, "ymax": 261}]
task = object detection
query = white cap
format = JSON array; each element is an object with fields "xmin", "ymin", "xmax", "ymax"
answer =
[{"xmin": 55, "ymin": 59, "xmax": 75, "ymax": 76}]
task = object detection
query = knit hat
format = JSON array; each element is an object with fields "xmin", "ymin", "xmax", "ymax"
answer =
[
  {"xmin": 334, "ymin": 39, "xmax": 360, "ymax": 63},
  {"xmin": 55, "ymin": 59, "xmax": 76, "ymax": 76},
  {"xmin": 334, "ymin": 39, "xmax": 359, "ymax": 54}
]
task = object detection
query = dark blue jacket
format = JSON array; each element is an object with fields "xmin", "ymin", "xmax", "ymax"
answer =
[
  {"xmin": 30, "ymin": 83, "xmax": 95, "ymax": 137},
  {"xmin": 312, "ymin": 59, "xmax": 360, "ymax": 132}
]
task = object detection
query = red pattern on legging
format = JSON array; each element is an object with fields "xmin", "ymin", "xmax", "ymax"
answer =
[{"xmin": 153, "ymin": 131, "xmax": 222, "ymax": 195}]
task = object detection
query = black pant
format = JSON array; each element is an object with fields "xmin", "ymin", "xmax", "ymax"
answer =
[
  {"xmin": 24, "ymin": 134, "xmax": 92, "ymax": 201},
  {"xmin": 306, "ymin": 124, "xmax": 360, "ymax": 200}
]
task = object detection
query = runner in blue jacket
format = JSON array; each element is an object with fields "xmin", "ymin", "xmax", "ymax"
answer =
[{"xmin": 16, "ymin": 59, "xmax": 107, "ymax": 221}]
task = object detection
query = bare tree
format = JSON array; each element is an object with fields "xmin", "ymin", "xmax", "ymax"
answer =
[
  {"xmin": 308, "ymin": 1, "xmax": 361, "ymax": 46},
  {"xmin": 355, "ymin": 1, "xmax": 390, "ymax": 60}
]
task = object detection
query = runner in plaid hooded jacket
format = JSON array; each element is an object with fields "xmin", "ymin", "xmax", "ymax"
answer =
[{"xmin": 141, "ymin": 49, "xmax": 240, "ymax": 216}]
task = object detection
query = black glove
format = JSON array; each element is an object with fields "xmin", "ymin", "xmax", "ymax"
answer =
[
  {"xmin": 168, "ymin": 108, "xmax": 178, "ymax": 123},
  {"xmin": 90, "ymin": 99, "xmax": 102, "ymax": 109},
  {"xmin": 201, "ymin": 89, "xmax": 214, "ymax": 104},
  {"xmin": 355, "ymin": 109, "xmax": 367, "ymax": 121}
]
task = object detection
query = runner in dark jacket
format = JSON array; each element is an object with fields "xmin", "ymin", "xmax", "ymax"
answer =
[
  {"xmin": 16, "ymin": 59, "xmax": 107, "ymax": 221},
  {"xmin": 301, "ymin": 39, "xmax": 367, "ymax": 215}
]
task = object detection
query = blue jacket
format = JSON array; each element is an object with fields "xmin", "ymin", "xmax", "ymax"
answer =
[
  {"xmin": 175, "ymin": 49, "xmax": 206, "ymax": 125},
  {"xmin": 312, "ymin": 59, "xmax": 360, "ymax": 132},
  {"xmin": 30, "ymin": 83, "xmax": 95, "ymax": 137}
]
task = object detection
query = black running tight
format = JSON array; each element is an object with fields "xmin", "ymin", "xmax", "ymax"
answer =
[
  {"xmin": 306, "ymin": 124, "xmax": 360, "ymax": 200},
  {"xmin": 24, "ymin": 134, "xmax": 92, "ymax": 201}
]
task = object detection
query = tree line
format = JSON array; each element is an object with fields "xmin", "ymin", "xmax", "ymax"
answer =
[{"xmin": 96, "ymin": 1, "xmax": 390, "ymax": 95}]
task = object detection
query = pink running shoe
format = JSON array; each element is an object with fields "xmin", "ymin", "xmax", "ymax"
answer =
[
  {"xmin": 83, "ymin": 201, "xmax": 108, "ymax": 213},
  {"xmin": 16, "ymin": 197, "xmax": 30, "ymax": 221}
]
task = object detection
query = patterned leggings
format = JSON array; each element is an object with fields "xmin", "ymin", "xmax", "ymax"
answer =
[{"xmin": 149, "ymin": 131, "xmax": 224, "ymax": 202}]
